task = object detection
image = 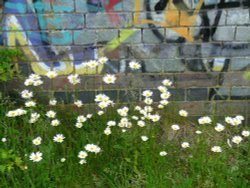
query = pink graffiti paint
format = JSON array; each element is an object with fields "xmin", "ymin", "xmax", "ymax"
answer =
[{"xmin": 104, "ymin": 0, "xmax": 122, "ymax": 26}]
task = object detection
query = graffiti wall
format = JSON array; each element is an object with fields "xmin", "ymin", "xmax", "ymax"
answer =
[{"xmin": 1, "ymin": 0, "xmax": 250, "ymax": 116}]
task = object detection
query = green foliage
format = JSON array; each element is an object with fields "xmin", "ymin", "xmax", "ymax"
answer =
[
  {"xmin": 0, "ymin": 149, "xmax": 25, "ymax": 173},
  {"xmin": 0, "ymin": 48, "xmax": 24, "ymax": 82},
  {"xmin": 243, "ymin": 69, "xmax": 250, "ymax": 80}
]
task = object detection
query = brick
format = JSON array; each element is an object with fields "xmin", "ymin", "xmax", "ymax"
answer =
[
  {"xmin": 186, "ymin": 88, "xmax": 208, "ymax": 101},
  {"xmin": 177, "ymin": 101, "xmax": 215, "ymax": 115},
  {"xmin": 86, "ymin": 13, "xmax": 132, "ymax": 28},
  {"xmin": 185, "ymin": 59, "xmax": 209, "ymax": 72},
  {"xmin": 226, "ymin": 9, "xmax": 250, "ymax": 25},
  {"xmin": 45, "ymin": 14, "xmax": 84, "ymax": 30},
  {"xmin": 223, "ymin": 72, "xmax": 250, "ymax": 87},
  {"xmin": 132, "ymin": 74, "xmax": 174, "ymax": 89},
  {"xmin": 75, "ymin": 0, "xmax": 89, "ymax": 13},
  {"xmin": 119, "ymin": 90, "xmax": 140, "ymax": 103},
  {"xmin": 142, "ymin": 28, "xmax": 164, "ymax": 43},
  {"xmin": 235, "ymin": 27, "xmax": 250, "ymax": 41},
  {"xmin": 78, "ymin": 91, "xmax": 96, "ymax": 104},
  {"xmin": 18, "ymin": 63, "xmax": 30, "ymax": 76},
  {"xmin": 221, "ymin": 43, "xmax": 250, "ymax": 57},
  {"xmin": 123, "ymin": 0, "xmax": 143, "ymax": 11},
  {"xmin": 84, "ymin": 76, "xmax": 103, "ymax": 90},
  {"xmin": 52, "ymin": 0, "xmax": 74, "ymax": 13},
  {"xmin": 210, "ymin": 88, "xmax": 230, "ymax": 100},
  {"xmin": 175, "ymin": 73, "xmax": 218, "ymax": 88},
  {"xmin": 73, "ymin": 30, "xmax": 97, "ymax": 45},
  {"xmin": 216, "ymin": 101, "xmax": 248, "ymax": 115},
  {"xmin": 96, "ymin": 29, "xmax": 119, "ymax": 42},
  {"xmin": 212, "ymin": 27, "xmax": 235, "ymax": 41},
  {"xmin": 120, "ymin": 29, "xmax": 141, "ymax": 43},
  {"xmin": 54, "ymin": 91, "xmax": 74, "ymax": 104},
  {"xmin": 52, "ymin": 76, "xmax": 75, "ymax": 91},
  {"xmin": 168, "ymin": 89, "xmax": 185, "ymax": 101},
  {"xmin": 50, "ymin": 31, "xmax": 73, "ymax": 45},
  {"xmin": 231, "ymin": 57, "xmax": 250, "ymax": 71},
  {"xmin": 143, "ymin": 59, "xmax": 185, "ymax": 73},
  {"xmin": 231, "ymin": 87, "xmax": 250, "ymax": 100}
]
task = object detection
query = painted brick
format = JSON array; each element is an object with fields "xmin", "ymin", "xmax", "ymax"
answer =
[
  {"xmin": 45, "ymin": 14, "xmax": 85, "ymax": 30},
  {"xmin": 235, "ymin": 27, "xmax": 250, "ymax": 41},
  {"xmin": 52, "ymin": 0, "xmax": 74, "ymax": 13},
  {"xmin": 186, "ymin": 88, "xmax": 208, "ymax": 101},
  {"xmin": 74, "ymin": 30, "xmax": 97, "ymax": 45},
  {"xmin": 231, "ymin": 57, "xmax": 250, "ymax": 71},
  {"xmin": 50, "ymin": 31, "xmax": 73, "ymax": 45},
  {"xmin": 211, "ymin": 88, "xmax": 230, "ymax": 100},
  {"xmin": 175, "ymin": 73, "xmax": 219, "ymax": 88},
  {"xmin": 216, "ymin": 101, "xmax": 248, "ymax": 115},
  {"xmin": 142, "ymin": 28, "xmax": 165, "ymax": 43},
  {"xmin": 177, "ymin": 101, "xmax": 215, "ymax": 115},
  {"xmin": 223, "ymin": 72, "xmax": 250, "ymax": 87},
  {"xmin": 212, "ymin": 27, "xmax": 235, "ymax": 41},
  {"xmin": 96, "ymin": 29, "xmax": 119, "ymax": 42},
  {"xmin": 78, "ymin": 91, "xmax": 96, "ymax": 104},
  {"xmin": 119, "ymin": 90, "xmax": 140, "ymax": 103},
  {"xmin": 231, "ymin": 87, "xmax": 250, "ymax": 100},
  {"xmin": 75, "ymin": 0, "xmax": 88, "ymax": 13},
  {"xmin": 226, "ymin": 9, "xmax": 250, "ymax": 25},
  {"xmin": 144, "ymin": 59, "xmax": 185, "ymax": 73},
  {"xmin": 86, "ymin": 13, "xmax": 132, "ymax": 28},
  {"xmin": 120, "ymin": 29, "xmax": 141, "ymax": 43}
]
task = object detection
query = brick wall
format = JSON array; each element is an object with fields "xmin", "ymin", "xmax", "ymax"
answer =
[{"xmin": 1, "ymin": 0, "xmax": 250, "ymax": 122}]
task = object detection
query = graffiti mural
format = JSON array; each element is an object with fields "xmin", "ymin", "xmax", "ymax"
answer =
[{"xmin": 1, "ymin": 0, "xmax": 250, "ymax": 100}]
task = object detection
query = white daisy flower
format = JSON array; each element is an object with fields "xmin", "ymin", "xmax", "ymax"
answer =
[
  {"xmin": 51, "ymin": 119, "xmax": 60, "ymax": 126},
  {"xmin": 25, "ymin": 100, "xmax": 36, "ymax": 107},
  {"xmin": 46, "ymin": 110, "xmax": 56, "ymax": 118},
  {"xmin": 179, "ymin": 110, "xmax": 188, "ymax": 117},
  {"xmin": 60, "ymin": 158, "xmax": 66, "ymax": 162},
  {"xmin": 21, "ymin": 90, "xmax": 33, "ymax": 99},
  {"xmin": 85, "ymin": 144, "xmax": 101, "ymax": 154},
  {"xmin": 158, "ymin": 85, "xmax": 168, "ymax": 93},
  {"xmin": 162, "ymin": 79, "xmax": 172, "ymax": 86},
  {"xmin": 214, "ymin": 123, "xmax": 225, "ymax": 132},
  {"xmin": 103, "ymin": 74, "xmax": 116, "ymax": 84},
  {"xmin": 142, "ymin": 90, "xmax": 153, "ymax": 98},
  {"xmin": 195, "ymin": 130, "xmax": 202, "ymax": 134},
  {"xmin": 211, "ymin": 146, "xmax": 222, "ymax": 153},
  {"xmin": 24, "ymin": 78, "xmax": 34, "ymax": 86},
  {"xmin": 86, "ymin": 60, "xmax": 99, "ymax": 69},
  {"xmin": 32, "ymin": 137, "xmax": 42, "ymax": 146},
  {"xmin": 29, "ymin": 74, "xmax": 41, "ymax": 80},
  {"xmin": 29, "ymin": 151, "xmax": 43, "ymax": 162},
  {"xmin": 98, "ymin": 57, "xmax": 108, "ymax": 64},
  {"xmin": 67, "ymin": 74, "xmax": 80, "ymax": 85},
  {"xmin": 137, "ymin": 120, "xmax": 145, "ymax": 127},
  {"xmin": 53, "ymin": 134, "xmax": 65, "ymax": 143},
  {"xmin": 77, "ymin": 115, "xmax": 87, "ymax": 123},
  {"xmin": 33, "ymin": 80, "xmax": 43, "ymax": 86},
  {"xmin": 74, "ymin": 100, "xmax": 83, "ymax": 107},
  {"xmin": 97, "ymin": 111, "xmax": 104, "ymax": 116},
  {"xmin": 171, "ymin": 124, "xmax": 180, "ymax": 131},
  {"xmin": 160, "ymin": 92, "xmax": 171, "ymax": 100},
  {"xmin": 141, "ymin": 136, "xmax": 148, "ymax": 141},
  {"xmin": 1, "ymin": 138, "xmax": 7, "ymax": 142},
  {"xmin": 159, "ymin": 151, "xmax": 167, "ymax": 156},
  {"xmin": 242, "ymin": 130, "xmax": 250, "ymax": 137},
  {"xmin": 150, "ymin": 114, "xmax": 161, "ymax": 122},
  {"xmin": 198, "ymin": 116, "xmax": 212, "ymax": 125},
  {"xmin": 181, "ymin": 142, "xmax": 190, "ymax": 148},
  {"xmin": 79, "ymin": 159, "xmax": 87, "ymax": 165},
  {"xmin": 104, "ymin": 128, "xmax": 111, "ymax": 135},
  {"xmin": 107, "ymin": 121, "xmax": 116, "ymax": 127},
  {"xmin": 75, "ymin": 122, "xmax": 83, "ymax": 128},
  {"xmin": 49, "ymin": 99, "xmax": 57, "ymax": 106},
  {"xmin": 232, "ymin": 136, "xmax": 243, "ymax": 144},
  {"xmin": 46, "ymin": 71, "xmax": 58, "ymax": 79},
  {"xmin": 78, "ymin": 151, "xmax": 88, "ymax": 159},
  {"xmin": 129, "ymin": 61, "xmax": 141, "ymax": 70}
]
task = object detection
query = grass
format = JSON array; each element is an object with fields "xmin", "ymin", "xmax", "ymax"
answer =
[{"xmin": 0, "ymin": 95, "xmax": 249, "ymax": 188}]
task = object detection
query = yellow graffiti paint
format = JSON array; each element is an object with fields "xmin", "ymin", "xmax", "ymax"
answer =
[{"xmin": 133, "ymin": 0, "xmax": 204, "ymax": 41}]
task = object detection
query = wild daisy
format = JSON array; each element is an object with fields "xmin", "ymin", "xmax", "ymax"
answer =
[
  {"xmin": 179, "ymin": 110, "xmax": 188, "ymax": 117},
  {"xmin": 97, "ymin": 111, "xmax": 104, "ymax": 116},
  {"xmin": 232, "ymin": 136, "xmax": 243, "ymax": 144},
  {"xmin": 74, "ymin": 100, "xmax": 83, "ymax": 107},
  {"xmin": 78, "ymin": 151, "xmax": 88, "ymax": 159},
  {"xmin": 87, "ymin": 60, "xmax": 99, "ymax": 69},
  {"xmin": 171, "ymin": 124, "xmax": 180, "ymax": 131},
  {"xmin": 98, "ymin": 57, "xmax": 108, "ymax": 64},
  {"xmin": 24, "ymin": 78, "xmax": 34, "ymax": 86},
  {"xmin": 142, "ymin": 90, "xmax": 153, "ymax": 98},
  {"xmin": 21, "ymin": 90, "xmax": 33, "ymax": 99},
  {"xmin": 162, "ymin": 79, "xmax": 172, "ymax": 86},
  {"xmin": 107, "ymin": 121, "xmax": 116, "ymax": 127},
  {"xmin": 198, "ymin": 116, "xmax": 212, "ymax": 125},
  {"xmin": 104, "ymin": 128, "xmax": 111, "ymax": 135},
  {"xmin": 67, "ymin": 74, "xmax": 80, "ymax": 85},
  {"xmin": 79, "ymin": 159, "xmax": 87, "ymax": 165},
  {"xmin": 60, "ymin": 158, "xmax": 66, "ymax": 162},
  {"xmin": 1, "ymin": 138, "xmax": 7, "ymax": 142},
  {"xmin": 103, "ymin": 74, "xmax": 116, "ymax": 84},
  {"xmin": 46, "ymin": 70, "xmax": 58, "ymax": 79},
  {"xmin": 160, "ymin": 92, "xmax": 171, "ymax": 100},
  {"xmin": 159, "ymin": 151, "xmax": 167, "ymax": 156},
  {"xmin": 25, "ymin": 100, "xmax": 36, "ymax": 107},
  {"xmin": 53, "ymin": 134, "xmax": 65, "ymax": 143},
  {"xmin": 141, "ymin": 136, "xmax": 148, "ymax": 141},
  {"xmin": 195, "ymin": 130, "xmax": 202, "ymax": 134},
  {"xmin": 46, "ymin": 110, "xmax": 56, "ymax": 118},
  {"xmin": 129, "ymin": 61, "xmax": 141, "ymax": 70},
  {"xmin": 181, "ymin": 142, "xmax": 190, "ymax": 148},
  {"xmin": 137, "ymin": 120, "xmax": 145, "ymax": 127},
  {"xmin": 49, "ymin": 99, "xmax": 57, "ymax": 106},
  {"xmin": 51, "ymin": 119, "xmax": 60, "ymax": 126},
  {"xmin": 85, "ymin": 144, "xmax": 101, "ymax": 154},
  {"xmin": 77, "ymin": 115, "xmax": 87, "ymax": 123},
  {"xmin": 211, "ymin": 146, "xmax": 222, "ymax": 153},
  {"xmin": 242, "ymin": 130, "xmax": 250, "ymax": 137},
  {"xmin": 32, "ymin": 137, "xmax": 42, "ymax": 146},
  {"xmin": 214, "ymin": 123, "xmax": 225, "ymax": 132},
  {"xmin": 29, "ymin": 152, "xmax": 43, "ymax": 162}
]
